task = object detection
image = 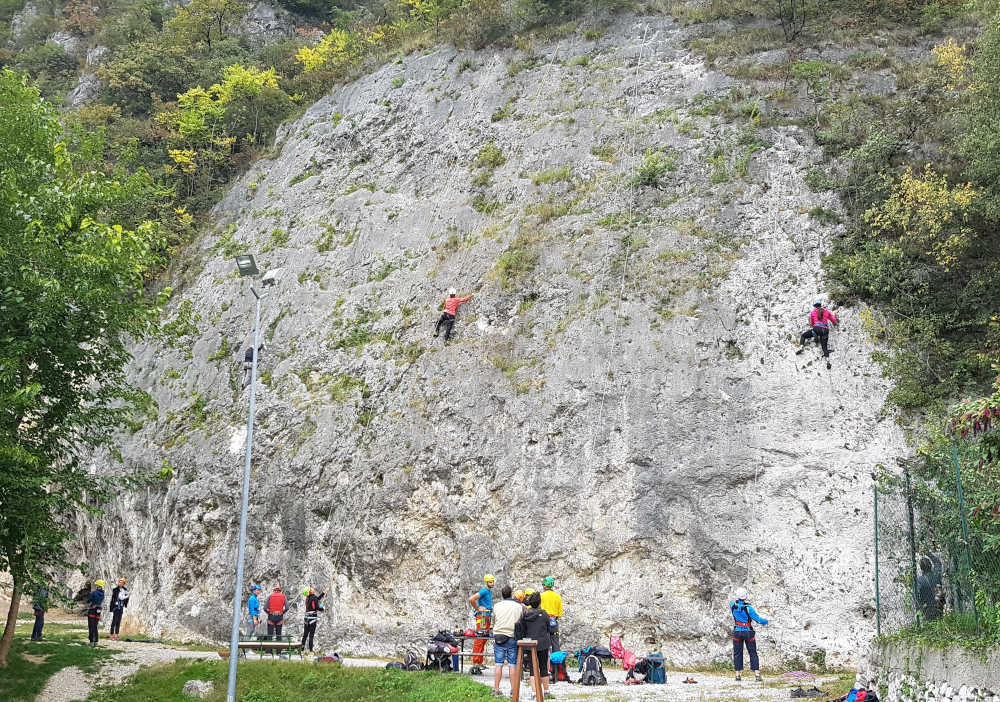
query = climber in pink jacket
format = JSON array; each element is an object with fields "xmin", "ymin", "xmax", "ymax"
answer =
[{"xmin": 797, "ymin": 302, "xmax": 837, "ymax": 358}]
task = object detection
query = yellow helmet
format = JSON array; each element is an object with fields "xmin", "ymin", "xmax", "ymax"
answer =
[
  {"xmin": 94, "ymin": 580, "xmax": 106, "ymax": 588},
  {"xmin": 524, "ymin": 588, "xmax": 535, "ymax": 596},
  {"xmin": 483, "ymin": 574, "xmax": 495, "ymax": 583}
]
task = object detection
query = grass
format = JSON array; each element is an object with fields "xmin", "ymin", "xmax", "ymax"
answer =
[
  {"xmin": 87, "ymin": 659, "xmax": 495, "ymax": 702},
  {"xmin": 530, "ymin": 166, "xmax": 572, "ymax": 185},
  {"xmin": 2, "ymin": 622, "xmax": 114, "ymax": 702}
]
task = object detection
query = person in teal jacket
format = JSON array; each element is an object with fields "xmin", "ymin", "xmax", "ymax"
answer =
[{"xmin": 730, "ymin": 587, "xmax": 768, "ymax": 681}]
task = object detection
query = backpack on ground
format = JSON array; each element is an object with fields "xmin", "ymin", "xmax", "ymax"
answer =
[
  {"xmin": 843, "ymin": 690, "xmax": 879, "ymax": 702},
  {"xmin": 579, "ymin": 654, "xmax": 607, "ymax": 686},
  {"xmin": 626, "ymin": 657, "xmax": 651, "ymax": 683},
  {"xmin": 385, "ymin": 661, "xmax": 405, "ymax": 670},
  {"xmin": 645, "ymin": 653, "xmax": 666, "ymax": 684},
  {"xmin": 549, "ymin": 651, "xmax": 571, "ymax": 683},
  {"xmin": 403, "ymin": 652, "xmax": 424, "ymax": 671}
]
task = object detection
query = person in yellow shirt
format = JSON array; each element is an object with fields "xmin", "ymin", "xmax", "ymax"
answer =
[{"xmin": 539, "ymin": 577, "xmax": 563, "ymax": 651}]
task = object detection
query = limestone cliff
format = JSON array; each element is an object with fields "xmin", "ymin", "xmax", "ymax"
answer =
[{"xmin": 74, "ymin": 14, "xmax": 904, "ymax": 666}]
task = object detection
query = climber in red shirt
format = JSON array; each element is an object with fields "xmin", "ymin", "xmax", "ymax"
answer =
[{"xmin": 434, "ymin": 288, "xmax": 472, "ymax": 342}]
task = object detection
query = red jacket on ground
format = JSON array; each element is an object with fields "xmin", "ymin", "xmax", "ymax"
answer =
[{"xmin": 443, "ymin": 295, "xmax": 471, "ymax": 316}]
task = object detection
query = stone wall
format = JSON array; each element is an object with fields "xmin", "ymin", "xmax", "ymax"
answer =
[{"xmin": 861, "ymin": 641, "xmax": 1000, "ymax": 702}]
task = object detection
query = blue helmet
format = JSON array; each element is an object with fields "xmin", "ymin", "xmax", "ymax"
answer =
[
  {"xmin": 251, "ymin": 584, "xmax": 262, "ymax": 592},
  {"xmin": 813, "ymin": 301, "xmax": 822, "ymax": 308}
]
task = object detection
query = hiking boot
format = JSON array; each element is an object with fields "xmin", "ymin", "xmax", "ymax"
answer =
[
  {"xmin": 735, "ymin": 673, "xmax": 741, "ymax": 681},
  {"xmin": 795, "ymin": 348, "xmax": 804, "ymax": 355},
  {"xmin": 491, "ymin": 690, "xmax": 504, "ymax": 698},
  {"xmin": 755, "ymin": 673, "xmax": 762, "ymax": 682}
]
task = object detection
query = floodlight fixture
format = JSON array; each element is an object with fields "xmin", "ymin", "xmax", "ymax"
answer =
[{"xmin": 234, "ymin": 255, "xmax": 259, "ymax": 277}]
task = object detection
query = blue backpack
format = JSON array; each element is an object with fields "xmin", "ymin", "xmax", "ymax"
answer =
[{"xmin": 645, "ymin": 653, "xmax": 665, "ymax": 684}]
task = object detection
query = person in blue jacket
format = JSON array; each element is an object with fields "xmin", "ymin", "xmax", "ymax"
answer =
[
  {"xmin": 730, "ymin": 587, "xmax": 768, "ymax": 681},
  {"xmin": 87, "ymin": 580, "xmax": 106, "ymax": 647},
  {"xmin": 246, "ymin": 584, "xmax": 262, "ymax": 639}
]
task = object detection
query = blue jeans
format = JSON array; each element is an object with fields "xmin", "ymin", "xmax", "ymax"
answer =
[
  {"xmin": 732, "ymin": 628, "xmax": 759, "ymax": 671},
  {"xmin": 494, "ymin": 637, "xmax": 518, "ymax": 665},
  {"xmin": 31, "ymin": 610, "xmax": 44, "ymax": 640}
]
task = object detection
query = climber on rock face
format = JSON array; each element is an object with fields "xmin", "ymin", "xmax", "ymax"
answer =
[
  {"xmin": 434, "ymin": 287, "xmax": 472, "ymax": 342},
  {"xmin": 796, "ymin": 301, "xmax": 837, "ymax": 359},
  {"xmin": 730, "ymin": 586, "xmax": 769, "ymax": 682}
]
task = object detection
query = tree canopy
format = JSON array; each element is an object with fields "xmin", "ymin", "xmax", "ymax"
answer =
[{"xmin": 0, "ymin": 69, "xmax": 166, "ymax": 666}]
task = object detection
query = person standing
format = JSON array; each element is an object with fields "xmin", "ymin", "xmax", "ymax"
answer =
[
  {"xmin": 797, "ymin": 302, "xmax": 837, "ymax": 359},
  {"xmin": 468, "ymin": 574, "xmax": 495, "ymax": 667},
  {"xmin": 246, "ymin": 584, "xmax": 262, "ymax": 638},
  {"xmin": 434, "ymin": 288, "xmax": 472, "ymax": 342},
  {"xmin": 516, "ymin": 592, "xmax": 554, "ymax": 697},
  {"xmin": 491, "ymin": 585, "xmax": 523, "ymax": 697},
  {"xmin": 730, "ymin": 587, "xmax": 769, "ymax": 682},
  {"xmin": 539, "ymin": 576, "xmax": 563, "ymax": 652},
  {"xmin": 264, "ymin": 585, "xmax": 287, "ymax": 639},
  {"xmin": 31, "ymin": 585, "xmax": 49, "ymax": 641},
  {"xmin": 301, "ymin": 586, "xmax": 326, "ymax": 654},
  {"xmin": 87, "ymin": 580, "xmax": 106, "ymax": 647},
  {"xmin": 109, "ymin": 578, "xmax": 130, "ymax": 640}
]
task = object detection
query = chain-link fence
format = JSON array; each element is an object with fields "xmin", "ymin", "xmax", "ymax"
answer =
[{"xmin": 873, "ymin": 450, "xmax": 1000, "ymax": 641}]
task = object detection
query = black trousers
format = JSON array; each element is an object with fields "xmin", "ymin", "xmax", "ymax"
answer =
[
  {"xmin": 31, "ymin": 610, "xmax": 44, "ymax": 640},
  {"xmin": 88, "ymin": 613, "xmax": 100, "ymax": 643},
  {"xmin": 110, "ymin": 610, "xmax": 124, "ymax": 635},
  {"xmin": 435, "ymin": 313, "xmax": 456, "ymax": 340},
  {"xmin": 800, "ymin": 326, "xmax": 830, "ymax": 356},
  {"xmin": 267, "ymin": 614, "xmax": 283, "ymax": 639},
  {"xmin": 302, "ymin": 619, "xmax": 317, "ymax": 651},
  {"xmin": 732, "ymin": 628, "xmax": 759, "ymax": 671}
]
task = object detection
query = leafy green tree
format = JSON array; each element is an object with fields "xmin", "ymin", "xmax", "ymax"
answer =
[
  {"xmin": 166, "ymin": 0, "xmax": 249, "ymax": 51},
  {"xmin": 961, "ymin": 10, "xmax": 1000, "ymax": 219},
  {"xmin": 0, "ymin": 70, "xmax": 166, "ymax": 667}
]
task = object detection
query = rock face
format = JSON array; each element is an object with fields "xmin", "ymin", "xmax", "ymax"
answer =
[{"xmin": 74, "ymin": 15, "xmax": 906, "ymax": 666}]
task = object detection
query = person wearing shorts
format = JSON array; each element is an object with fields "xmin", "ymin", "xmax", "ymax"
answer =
[{"xmin": 490, "ymin": 585, "xmax": 523, "ymax": 697}]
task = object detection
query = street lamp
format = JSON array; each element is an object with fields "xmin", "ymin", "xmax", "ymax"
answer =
[{"xmin": 226, "ymin": 254, "xmax": 272, "ymax": 702}]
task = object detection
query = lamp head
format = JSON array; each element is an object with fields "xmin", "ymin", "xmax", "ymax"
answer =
[{"xmin": 235, "ymin": 255, "xmax": 259, "ymax": 277}]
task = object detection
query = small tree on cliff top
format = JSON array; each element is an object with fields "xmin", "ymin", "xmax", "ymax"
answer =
[{"xmin": 0, "ymin": 69, "xmax": 165, "ymax": 666}]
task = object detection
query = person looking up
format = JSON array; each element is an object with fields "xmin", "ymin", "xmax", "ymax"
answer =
[
  {"xmin": 109, "ymin": 577, "xmax": 130, "ymax": 641},
  {"xmin": 730, "ymin": 587, "xmax": 769, "ymax": 682},
  {"xmin": 539, "ymin": 576, "xmax": 563, "ymax": 652},
  {"xmin": 87, "ymin": 580, "xmax": 106, "ymax": 647}
]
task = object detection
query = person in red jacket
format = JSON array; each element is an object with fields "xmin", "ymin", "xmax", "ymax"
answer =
[
  {"xmin": 264, "ymin": 585, "xmax": 287, "ymax": 640},
  {"xmin": 797, "ymin": 302, "xmax": 837, "ymax": 358},
  {"xmin": 434, "ymin": 288, "xmax": 472, "ymax": 342}
]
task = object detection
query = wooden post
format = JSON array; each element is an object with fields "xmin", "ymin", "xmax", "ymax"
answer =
[{"xmin": 512, "ymin": 639, "xmax": 544, "ymax": 702}]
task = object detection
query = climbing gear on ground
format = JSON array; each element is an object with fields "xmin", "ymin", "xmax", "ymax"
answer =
[
  {"xmin": 403, "ymin": 652, "xmax": 423, "ymax": 670},
  {"xmin": 683, "ymin": 677, "xmax": 697, "ymax": 684},
  {"xmin": 579, "ymin": 654, "xmax": 607, "ymax": 686},
  {"xmin": 542, "ymin": 576, "xmax": 554, "ymax": 587},
  {"xmin": 790, "ymin": 686, "xmax": 827, "ymax": 697}
]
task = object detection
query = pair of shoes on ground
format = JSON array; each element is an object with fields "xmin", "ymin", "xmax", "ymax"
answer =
[
  {"xmin": 790, "ymin": 686, "xmax": 827, "ymax": 698},
  {"xmin": 682, "ymin": 677, "xmax": 697, "ymax": 684},
  {"xmin": 735, "ymin": 673, "xmax": 762, "ymax": 682}
]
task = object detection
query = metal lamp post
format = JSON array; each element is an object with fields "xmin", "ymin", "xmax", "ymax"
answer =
[{"xmin": 226, "ymin": 254, "xmax": 273, "ymax": 702}]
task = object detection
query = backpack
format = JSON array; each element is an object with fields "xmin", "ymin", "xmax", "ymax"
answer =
[
  {"xmin": 579, "ymin": 654, "xmax": 607, "ymax": 686},
  {"xmin": 403, "ymin": 652, "xmax": 424, "ymax": 671},
  {"xmin": 845, "ymin": 690, "xmax": 878, "ymax": 702},
  {"xmin": 385, "ymin": 661, "xmax": 405, "ymax": 670},
  {"xmin": 645, "ymin": 654, "xmax": 666, "ymax": 684},
  {"xmin": 609, "ymin": 636, "xmax": 625, "ymax": 659},
  {"xmin": 627, "ymin": 658, "xmax": 651, "ymax": 682}
]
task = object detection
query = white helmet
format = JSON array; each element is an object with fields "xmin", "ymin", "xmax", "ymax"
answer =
[
  {"xmin": 734, "ymin": 587, "xmax": 749, "ymax": 601},
  {"xmin": 448, "ymin": 287, "xmax": 457, "ymax": 296}
]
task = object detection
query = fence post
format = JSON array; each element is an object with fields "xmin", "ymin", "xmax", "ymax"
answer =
[
  {"xmin": 874, "ymin": 482, "xmax": 881, "ymax": 637},
  {"xmin": 950, "ymin": 439, "xmax": 981, "ymax": 635},
  {"xmin": 904, "ymin": 468, "xmax": 920, "ymax": 628}
]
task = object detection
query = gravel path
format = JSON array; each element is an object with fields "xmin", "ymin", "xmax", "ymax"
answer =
[
  {"xmin": 36, "ymin": 640, "xmax": 216, "ymax": 702},
  {"xmin": 470, "ymin": 666, "xmax": 841, "ymax": 701}
]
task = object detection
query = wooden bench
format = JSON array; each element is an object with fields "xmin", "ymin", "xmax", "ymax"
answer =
[{"xmin": 236, "ymin": 636, "xmax": 304, "ymax": 660}]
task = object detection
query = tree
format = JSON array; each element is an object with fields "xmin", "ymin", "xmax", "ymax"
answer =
[
  {"xmin": 166, "ymin": 0, "xmax": 249, "ymax": 51},
  {"xmin": 0, "ymin": 69, "xmax": 165, "ymax": 666}
]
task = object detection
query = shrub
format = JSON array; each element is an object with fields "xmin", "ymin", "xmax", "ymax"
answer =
[{"xmin": 630, "ymin": 148, "xmax": 677, "ymax": 187}]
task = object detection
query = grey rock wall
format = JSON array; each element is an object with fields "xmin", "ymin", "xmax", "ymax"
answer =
[
  {"xmin": 74, "ymin": 15, "xmax": 906, "ymax": 666},
  {"xmin": 861, "ymin": 641, "xmax": 1000, "ymax": 701}
]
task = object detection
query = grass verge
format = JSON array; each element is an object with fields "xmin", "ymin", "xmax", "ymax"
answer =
[
  {"xmin": 1, "ymin": 622, "xmax": 114, "ymax": 702},
  {"xmin": 87, "ymin": 659, "xmax": 494, "ymax": 702}
]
